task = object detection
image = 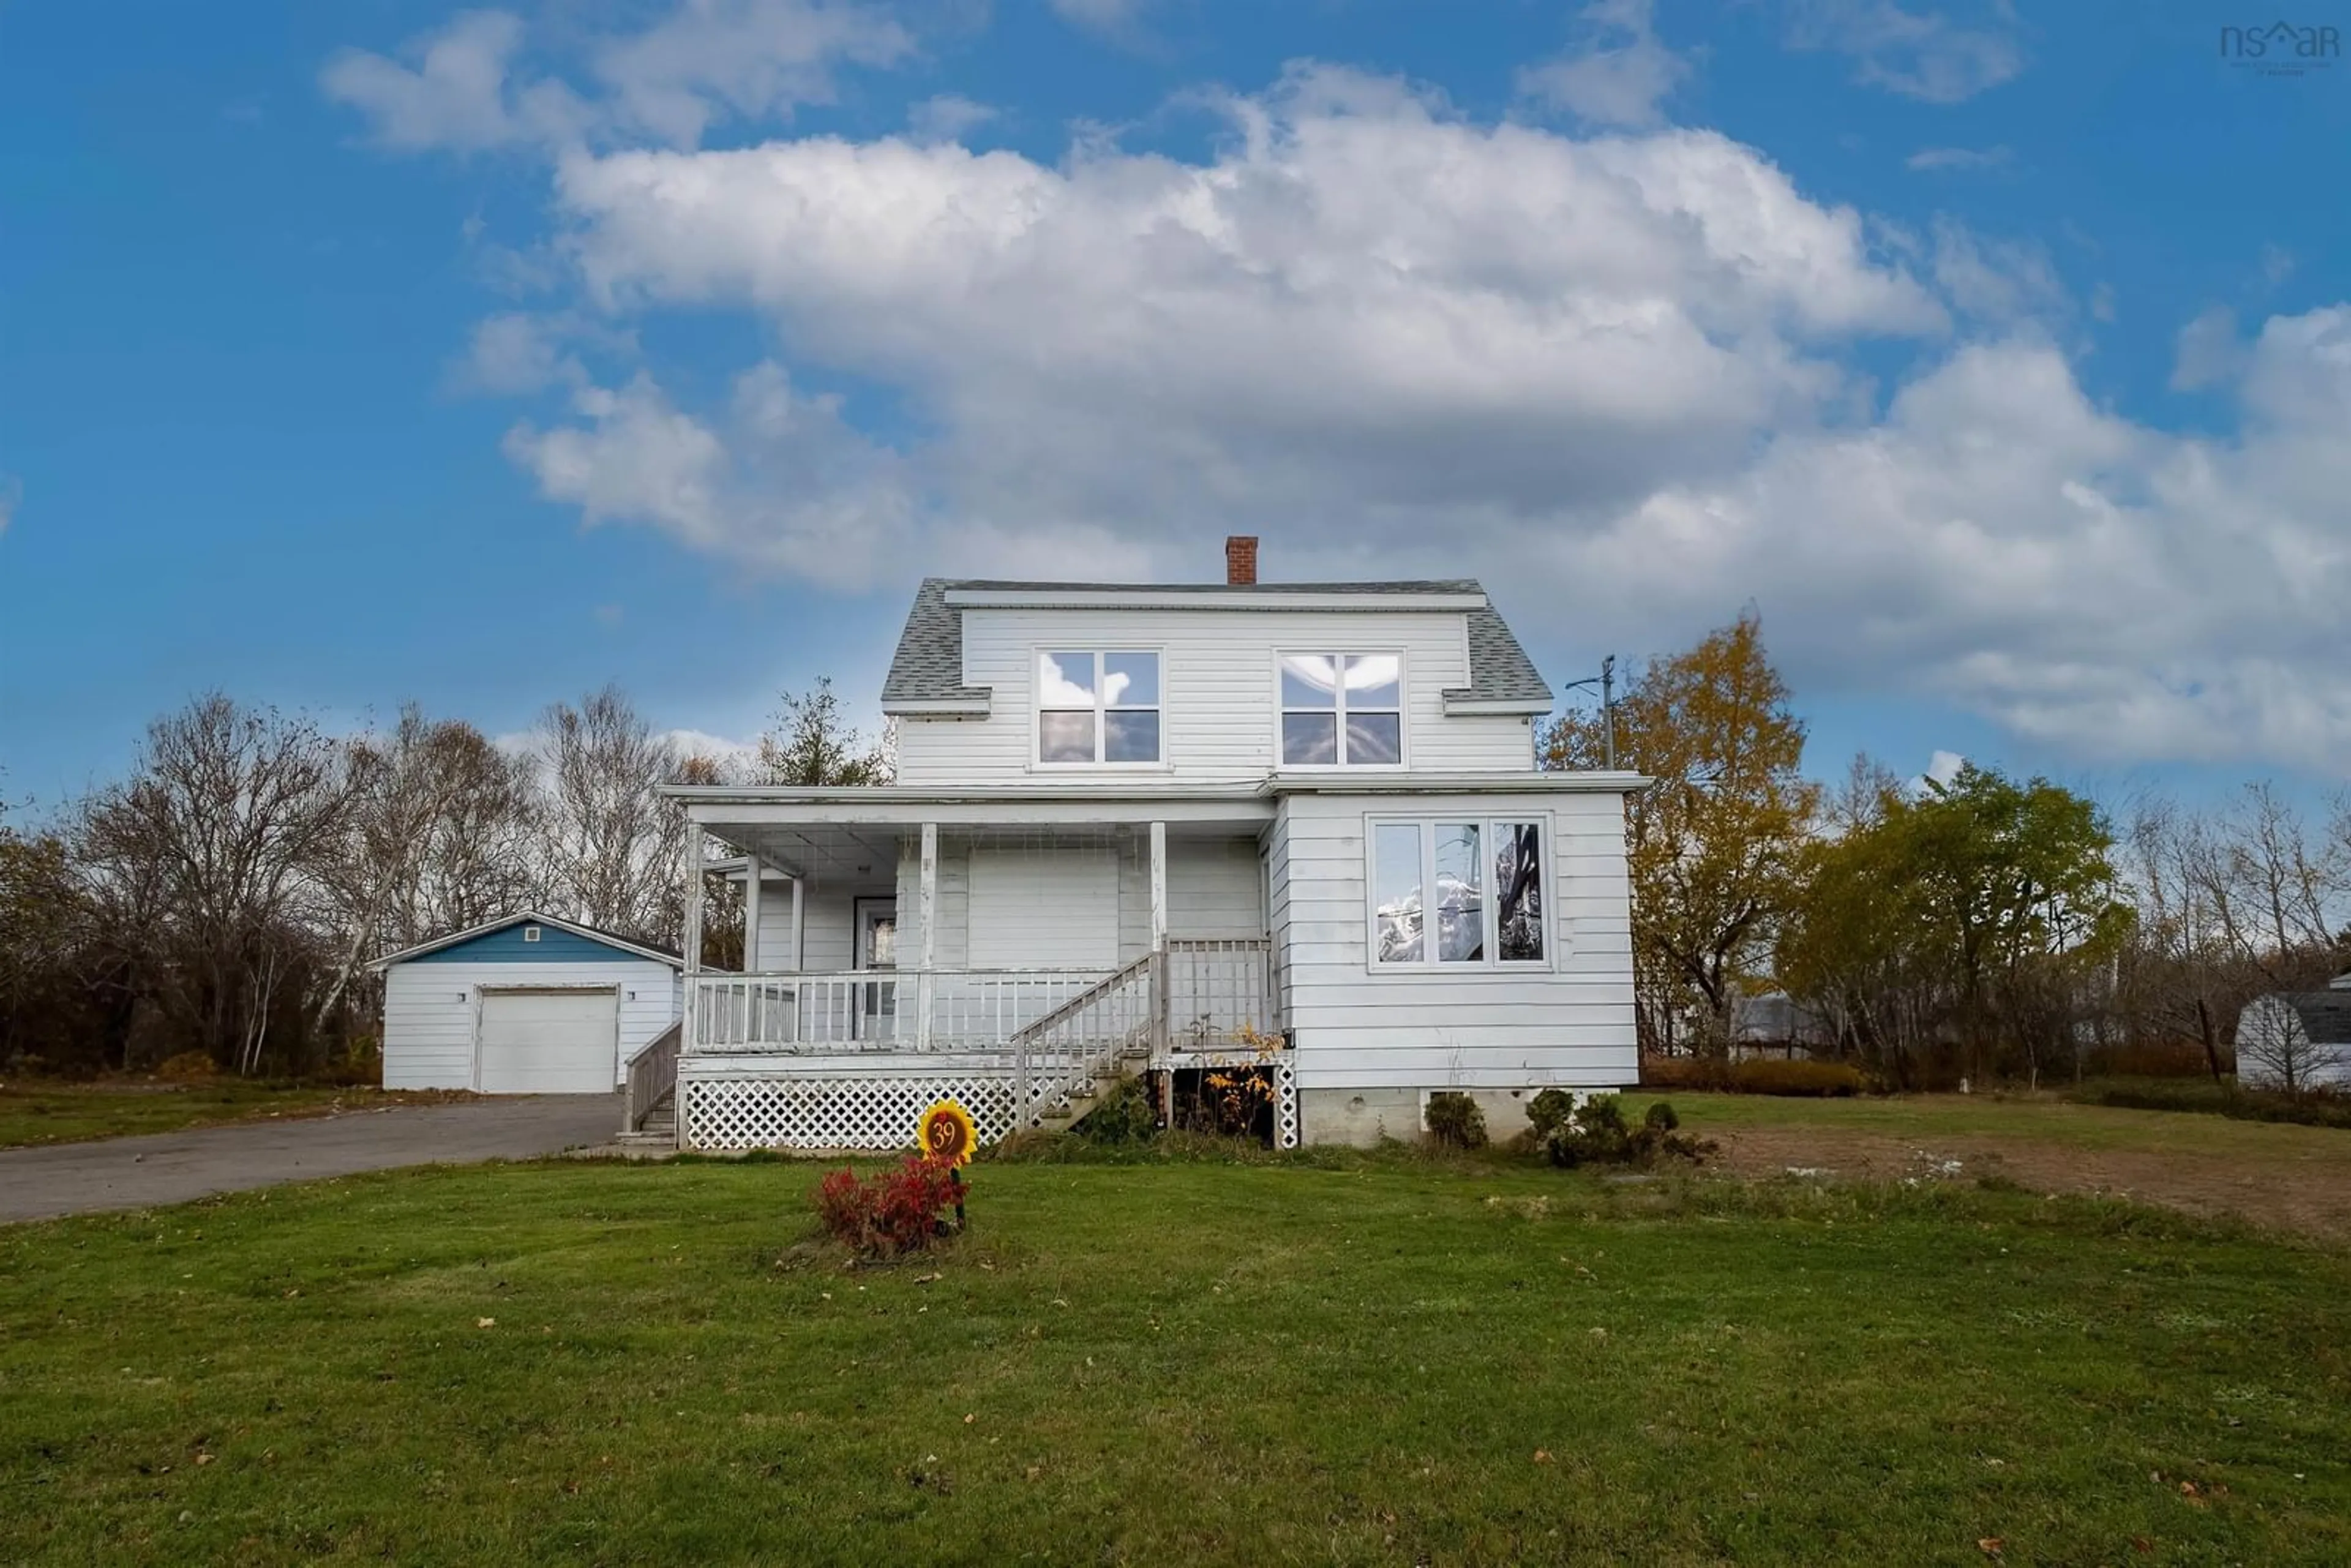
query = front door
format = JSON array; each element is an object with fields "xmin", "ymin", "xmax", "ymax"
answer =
[{"xmin": 856, "ymin": 899, "xmax": 898, "ymax": 1041}]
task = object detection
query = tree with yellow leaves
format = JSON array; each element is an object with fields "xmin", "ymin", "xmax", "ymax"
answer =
[{"xmin": 1542, "ymin": 611, "xmax": 1819, "ymax": 1055}]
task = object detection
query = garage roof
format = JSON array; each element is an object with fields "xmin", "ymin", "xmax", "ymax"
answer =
[{"xmin": 373, "ymin": 912, "xmax": 684, "ymax": 970}]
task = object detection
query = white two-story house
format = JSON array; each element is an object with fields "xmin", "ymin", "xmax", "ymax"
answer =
[{"xmin": 640, "ymin": 537, "xmax": 1641, "ymax": 1152}]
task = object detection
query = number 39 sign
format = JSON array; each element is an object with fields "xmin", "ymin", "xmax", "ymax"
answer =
[{"xmin": 917, "ymin": 1099, "xmax": 977, "ymax": 1168}]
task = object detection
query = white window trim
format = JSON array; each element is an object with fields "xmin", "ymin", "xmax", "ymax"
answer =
[
  {"xmin": 1273, "ymin": 649, "xmax": 1409, "ymax": 771},
  {"xmin": 1362, "ymin": 812, "xmax": 1554, "ymax": 976},
  {"xmin": 1030, "ymin": 645, "xmax": 1169, "ymax": 770}
]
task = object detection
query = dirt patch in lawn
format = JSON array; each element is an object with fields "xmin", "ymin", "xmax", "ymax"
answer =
[{"xmin": 1711, "ymin": 1123, "xmax": 2351, "ymax": 1244}]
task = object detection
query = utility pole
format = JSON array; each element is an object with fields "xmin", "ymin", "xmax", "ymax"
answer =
[
  {"xmin": 1600, "ymin": 654, "xmax": 1616, "ymax": 771},
  {"xmin": 1556, "ymin": 656, "xmax": 1621, "ymax": 771}
]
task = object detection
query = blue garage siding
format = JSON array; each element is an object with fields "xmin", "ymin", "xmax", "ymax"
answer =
[{"xmin": 407, "ymin": 923, "xmax": 650, "ymax": 965}]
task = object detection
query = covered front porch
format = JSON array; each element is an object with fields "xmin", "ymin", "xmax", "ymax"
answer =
[{"xmin": 647, "ymin": 787, "xmax": 1291, "ymax": 1151}]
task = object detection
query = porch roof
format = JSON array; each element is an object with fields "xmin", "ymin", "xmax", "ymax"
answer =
[
  {"xmin": 670, "ymin": 770, "xmax": 1647, "ymax": 818},
  {"xmin": 707, "ymin": 816, "xmax": 1255, "ymax": 883},
  {"xmin": 678, "ymin": 772, "xmax": 1647, "ymax": 882}
]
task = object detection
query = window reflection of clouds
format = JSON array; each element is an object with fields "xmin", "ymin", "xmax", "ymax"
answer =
[
  {"xmin": 1040, "ymin": 651, "xmax": 1095, "ymax": 706},
  {"xmin": 1280, "ymin": 655, "xmax": 1339, "ymax": 707}
]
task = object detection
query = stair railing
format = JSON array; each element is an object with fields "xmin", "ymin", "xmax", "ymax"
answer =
[
  {"xmin": 1007, "ymin": 952, "xmax": 1159, "ymax": 1129},
  {"xmin": 621, "ymin": 1020, "xmax": 683, "ymax": 1138}
]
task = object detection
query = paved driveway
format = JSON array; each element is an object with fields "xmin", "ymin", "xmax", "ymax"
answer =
[{"xmin": 0, "ymin": 1095, "xmax": 624, "ymax": 1223}]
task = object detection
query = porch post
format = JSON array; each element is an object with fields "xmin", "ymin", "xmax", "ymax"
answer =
[
  {"xmin": 681, "ymin": 820, "xmax": 705, "ymax": 1052},
  {"xmin": 789, "ymin": 875, "xmax": 804, "ymax": 972},
  {"xmin": 1150, "ymin": 820, "xmax": 1169, "ymax": 1057},
  {"xmin": 741, "ymin": 859, "xmax": 762, "ymax": 973},
  {"xmin": 916, "ymin": 821, "xmax": 938, "ymax": 1051},
  {"xmin": 1149, "ymin": 821, "xmax": 1168, "ymax": 951}
]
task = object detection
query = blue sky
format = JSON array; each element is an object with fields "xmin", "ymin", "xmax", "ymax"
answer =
[{"xmin": 4, "ymin": 1, "xmax": 2347, "ymax": 810}]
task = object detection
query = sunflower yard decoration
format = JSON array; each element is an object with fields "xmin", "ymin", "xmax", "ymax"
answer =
[
  {"xmin": 917, "ymin": 1098, "xmax": 976, "ymax": 1233},
  {"xmin": 918, "ymin": 1099, "xmax": 978, "ymax": 1167}
]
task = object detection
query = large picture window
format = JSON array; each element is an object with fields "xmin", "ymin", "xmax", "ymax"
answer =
[
  {"xmin": 1370, "ymin": 818, "xmax": 1546, "ymax": 968},
  {"xmin": 1039, "ymin": 650, "xmax": 1161, "ymax": 763},
  {"xmin": 1280, "ymin": 653, "xmax": 1402, "ymax": 766}
]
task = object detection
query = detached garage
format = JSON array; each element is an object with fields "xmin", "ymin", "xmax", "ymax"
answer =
[{"xmin": 376, "ymin": 913, "xmax": 683, "ymax": 1094}]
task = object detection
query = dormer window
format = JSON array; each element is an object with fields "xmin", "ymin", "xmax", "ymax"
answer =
[
  {"xmin": 1280, "ymin": 653, "xmax": 1403, "ymax": 766},
  {"xmin": 1038, "ymin": 650, "xmax": 1161, "ymax": 764}
]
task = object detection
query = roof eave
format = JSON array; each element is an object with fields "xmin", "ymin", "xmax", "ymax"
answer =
[
  {"xmin": 1262, "ymin": 770, "xmax": 1650, "ymax": 795},
  {"xmin": 372, "ymin": 910, "xmax": 684, "ymax": 971},
  {"xmin": 881, "ymin": 696, "xmax": 992, "ymax": 717},
  {"xmin": 1441, "ymin": 694, "xmax": 1553, "ymax": 716},
  {"xmin": 942, "ymin": 588, "xmax": 1488, "ymax": 612}
]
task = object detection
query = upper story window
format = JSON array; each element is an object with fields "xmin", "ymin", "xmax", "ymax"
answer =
[
  {"xmin": 1280, "ymin": 653, "xmax": 1403, "ymax": 766},
  {"xmin": 1038, "ymin": 650, "xmax": 1161, "ymax": 764}
]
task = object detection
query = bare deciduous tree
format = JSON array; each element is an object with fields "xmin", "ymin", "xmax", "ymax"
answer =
[
  {"xmin": 76, "ymin": 695, "xmax": 353, "ymax": 1073},
  {"xmin": 311, "ymin": 705, "xmax": 541, "ymax": 1034},
  {"xmin": 538, "ymin": 686, "xmax": 686, "ymax": 945}
]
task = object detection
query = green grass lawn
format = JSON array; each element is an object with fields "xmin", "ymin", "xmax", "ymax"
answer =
[
  {"xmin": 0, "ymin": 1080, "xmax": 425, "ymax": 1149},
  {"xmin": 1665, "ymin": 1087, "xmax": 2351, "ymax": 1160},
  {"xmin": 4, "ymin": 1154, "xmax": 2347, "ymax": 1565}
]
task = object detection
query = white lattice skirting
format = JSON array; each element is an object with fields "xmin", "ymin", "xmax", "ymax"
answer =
[
  {"xmin": 682, "ymin": 1075, "xmax": 1034, "ymax": 1152},
  {"xmin": 681, "ymin": 1061, "xmax": 1300, "ymax": 1152}
]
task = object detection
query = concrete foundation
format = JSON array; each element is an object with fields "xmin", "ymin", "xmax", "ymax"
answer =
[{"xmin": 1300, "ymin": 1086, "xmax": 1583, "ymax": 1147}]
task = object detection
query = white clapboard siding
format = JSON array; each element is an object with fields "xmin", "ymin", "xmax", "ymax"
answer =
[
  {"xmin": 967, "ymin": 846, "xmax": 1120, "ymax": 969},
  {"xmin": 1116, "ymin": 838, "xmax": 1151, "ymax": 961},
  {"xmin": 890, "ymin": 846, "xmax": 973, "ymax": 970},
  {"xmin": 752, "ymin": 878, "xmax": 894, "ymax": 972},
  {"xmin": 382, "ymin": 959, "xmax": 678, "ymax": 1091},
  {"xmin": 894, "ymin": 607, "xmax": 1535, "ymax": 784},
  {"xmin": 1270, "ymin": 790, "xmax": 1637, "ymax": 1090},
  {"xmin": 1167, "ymin": 835, "xmax": 1267, "ymax": 938}
]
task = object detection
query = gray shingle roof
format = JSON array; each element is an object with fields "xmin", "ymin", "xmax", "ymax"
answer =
[
  {"xmin": 2276, "ymin": 993, "xmax": 2351, "ymax": 1044},
  {"xmin": 880, "ymin": 579, "xmax": 989, "ymax": 706},
  {"xmin": 880, "ymin": 577, "xmax": 1553, "ymax": 709}
]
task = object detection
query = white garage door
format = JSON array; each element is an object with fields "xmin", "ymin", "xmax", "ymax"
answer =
[{"xmin": 478, "ymin": 989, "xmax": 617, "ymax": 1094}]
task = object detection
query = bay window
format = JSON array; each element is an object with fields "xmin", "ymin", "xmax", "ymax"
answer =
[
  {"xmin": 1370, "ymin": 818, "xmax": 1547, "ymax": 969},
  {"xmin": 1038, "ymin": 650, "xmax": 1161, "ymax": 764}
]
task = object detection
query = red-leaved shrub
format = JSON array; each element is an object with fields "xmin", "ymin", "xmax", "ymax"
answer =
[{"xmin": 813, "ymin": 1156, "xmax": 964, "ymax": 1258}]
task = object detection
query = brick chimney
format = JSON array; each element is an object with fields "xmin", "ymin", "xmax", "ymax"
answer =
[{"xmin": 1224, "ymin": 535, "xmax": 1259, "ymax": 586}]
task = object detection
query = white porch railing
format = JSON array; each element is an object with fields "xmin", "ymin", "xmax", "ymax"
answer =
[
  {"xmin": 1163, "ymin": 937, "xmax": 1278, "ymax": 1050},
  {"xmin": 689, "ymin": 969, "xmax": 1118, "ymax": 1053},
  {"xmin": 689, "ymin": 942, "xmax": 1278, "ymax": 1058},
  {"xmin": 678, "ymin": 940, "xmax": 1284, "ymax": 1149}
]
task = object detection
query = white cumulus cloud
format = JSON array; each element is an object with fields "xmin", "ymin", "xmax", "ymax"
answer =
[
  {"xmin": 503, "ymin": 363, "xmax": 919, "ymax": 589},
  {"xmin": 327, "ymin": 37, "xmax": 2351, "ymax": 771},
  {"xmin": 1518, "ymin": 0, "xmax": 1690, "ymax": 130},
  {"xmin": 323, "ymin": 1, "xmax": 908, "ymax": 154},
  {"xmin": 1786, "ymin": 0, "xmax": 2025, "ymax": 103}
]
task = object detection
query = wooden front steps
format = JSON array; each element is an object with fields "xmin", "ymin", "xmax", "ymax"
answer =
[
  {"xmin": 1028, "ymin": 1045, "xmax": 1153, "ymax": 1132},
  {"xmin": 617, "ymin": 1090, "xmax": 676, "ymax": 1147}
]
